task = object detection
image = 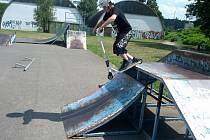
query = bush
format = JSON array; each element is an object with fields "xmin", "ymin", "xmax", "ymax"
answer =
[
  {"xmin": 182, "ymin": 35, "xmax": 208, "ymax": 46},
  {"xmin": 0, "ymin": 3, "xmax": 8, "ymax": 24},
  {"xmin": 165, "ymin": 27, "xmax": 210, "ymax": 50},
  {"xmin": 164, "ymin": 32, "xmax": 180, "ymax": 42}
]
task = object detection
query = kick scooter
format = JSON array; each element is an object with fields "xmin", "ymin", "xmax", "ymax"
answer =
[{"xmin": 96, "ymin": 29, "xmax": 114, "ymax": 80}]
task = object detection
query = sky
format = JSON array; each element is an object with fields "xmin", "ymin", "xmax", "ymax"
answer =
[
  {"xmin": 157, "ymin": 0, "xmax": 192, "ymax": 20},
  {"xmin": 112, "ymin": 0, "xmax": 193, "ymax": 20}
]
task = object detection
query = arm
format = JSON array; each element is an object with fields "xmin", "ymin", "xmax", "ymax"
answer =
[
  {"xmin": 93, "ymin": 20, "xmax": 104, "ymax": 33},
  {"xmin": 100, "ymin": 14, "xmax": 117, "ymax": 29}
]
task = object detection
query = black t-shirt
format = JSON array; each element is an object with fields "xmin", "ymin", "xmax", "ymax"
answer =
[{"xmin": 103, "ymin": 7, "xmax": 132, "ymax": 34}]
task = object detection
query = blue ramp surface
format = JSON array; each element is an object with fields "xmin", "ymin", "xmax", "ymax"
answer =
[{"xmin": 61, "ymin": 73, "xmax": 145, "ymax": 138}]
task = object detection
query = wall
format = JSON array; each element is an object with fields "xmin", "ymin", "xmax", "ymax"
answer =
[
  {"xmin": 0, "ymin": 0, "xmax": 11, "ymax": 3},
  {"xmin": 1, "ymin": 2, "xmax": 83, "ymax": 31},
  {"xmin": 125, "ymin": 14, "xmax": 163, "ymax": 32},
  {"xmin": 100, "ymin": 12, "xmax": 164, "ymax": 39},
  {"xmin": 1, "ymin": 3, "xmax": 37, "ymax": 31}
]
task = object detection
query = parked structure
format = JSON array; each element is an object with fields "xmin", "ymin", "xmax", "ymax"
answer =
[
  {"xmin": 0, "ymin": 0, "xmax": 11, "ymax": 3},
  {"xmin": 89, "ymin": 1, "xmax": 164, "ymax": 39},
  {"xmin": 1, "ymin": 0, "xmax": 83, "ymax": 31}
]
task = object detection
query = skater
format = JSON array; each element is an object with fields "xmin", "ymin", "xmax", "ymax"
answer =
[{"xmin": 93, "ymin": 0, "xmax": 142, "ymax": 71}]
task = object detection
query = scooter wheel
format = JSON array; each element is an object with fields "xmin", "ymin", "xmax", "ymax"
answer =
[
  {"xmin": 108, "ymin": 72, "xmax": 113, "ymax": 80},
  {"xmin": 139, "ymin": 59, "xmax": 143, "ymax": 64},
  {"xmin": 98, "ymin": 84, "xmax": 104, "ymax": 88}
]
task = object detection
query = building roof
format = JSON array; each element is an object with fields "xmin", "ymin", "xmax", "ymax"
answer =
[
  {"xmin": 88, "ymin": 1, "xmax": 158, "ymax": 27},
  {"xmin": 115, "ymin": 1, "xmax": 157, "ymax": 16},
  {"xmin": 12, "ymin": 0, "xmax": 75, "ymax": 8}
]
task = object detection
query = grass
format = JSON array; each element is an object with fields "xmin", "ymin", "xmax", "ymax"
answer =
[
  {"xmin": 87, "ymin": 36, "xmax": 176, "ymax": 68},
  {"xmin": 0, "ymin": 29, "xmax": 54, "ymax": 39}
]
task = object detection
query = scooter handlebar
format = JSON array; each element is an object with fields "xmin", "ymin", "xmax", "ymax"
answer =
[{"xmin": 96, "ymin": 28, "xmax": 104, "ymax": 36}]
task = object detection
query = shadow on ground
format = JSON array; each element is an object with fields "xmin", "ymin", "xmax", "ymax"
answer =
[{"xmin": 6, "ymin": 109, "xmax": 61, "ymax": 124}]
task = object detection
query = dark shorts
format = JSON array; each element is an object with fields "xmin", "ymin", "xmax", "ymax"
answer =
[{"xmin": 113, "ymin": 30, "xmax": 132, "ymax": 56}]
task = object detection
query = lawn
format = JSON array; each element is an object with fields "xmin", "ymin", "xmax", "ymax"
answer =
[
  {"xmin": 87, "ymin": 36, "xmax": 177, "ymax": 68},
  {"xmin": 0, "ymin": 29, "xmax": 54, "ymax": 39}
]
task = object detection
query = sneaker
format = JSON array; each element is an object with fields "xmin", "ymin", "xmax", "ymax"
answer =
[
  {"xmin": 119, "ymin": 59, "xmax": 132, "ymax": 71},
  {"xmin": 132, "ymin": 57, "xmax": 142, "ymax": 64}
]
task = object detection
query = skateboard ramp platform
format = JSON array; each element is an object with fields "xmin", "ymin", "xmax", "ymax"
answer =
[
  {"xmin": 0, "ymin": 34, "xmax": 10, "ymax": 46},
  {"xmin": 134, "ymin": 50, "xmax": 210, "ymax": 140},
  {"xmin": 61, "ymin": 73, "xmax": 145, "ymax": 138},
  {"xmin": 16, "ymin": 24, "xmax": 70, "ymax": 44}
]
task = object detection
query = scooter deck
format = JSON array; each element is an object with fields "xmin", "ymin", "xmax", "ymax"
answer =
[
  {"xmin": 98, "ymin": 61, "xmax": 142, "ymax": 88},
  {"xmin": 118, "ymin": 61, "xmax": 142, "ymax": 73}
]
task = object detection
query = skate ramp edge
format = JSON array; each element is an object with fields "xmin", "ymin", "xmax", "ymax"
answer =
[
  {"xmin": 16, "ymin": 24, "xmax": 70, "ymax": 44},
  {"xmin": 61, "ymin": 73, "xmax": 145, "ymax": 138},
  {"xmin": 160, "ymin": 49, "xmax": 210, "ymax": 76},
  {"xmin": 135, "ymin": 61, "xmax": 210, "ymax": 140}
]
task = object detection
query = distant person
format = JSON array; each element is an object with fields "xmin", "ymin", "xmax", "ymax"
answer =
[
  {"xmin": 9, "ymin": 32, "xmax": 16, "ymax": 46},
  {"xmin": 93, "ymin": 0, "xmax": 142, "ymax": 71}
]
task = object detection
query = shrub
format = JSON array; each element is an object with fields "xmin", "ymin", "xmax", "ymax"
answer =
[
  {"xmin": 164, "ymin": 32, "xmax": 180, "ymax": 42},
  {"xmin": 0, "ymin": 3, "xmax": 8, "ymax": 24},
  {"xmin": 165, "ymin": 27, "xmax": 210, "ymax": 50}
]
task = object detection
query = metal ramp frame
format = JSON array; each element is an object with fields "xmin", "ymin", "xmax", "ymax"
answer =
[
  {"xmin": 128, "ymin": 50, "xmax": 210, "ymax": 140},
  {"xmin": 61, "ymin": 50, "xmax": 210, "ymax": 139},
  {"xmin": 61, "ymin": 73, "xmax": 146, "ymax": 138}
]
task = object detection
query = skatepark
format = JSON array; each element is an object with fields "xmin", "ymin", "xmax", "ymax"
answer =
[
  {"xmin": 1, "ymin": 0, "xmax": 210, "ymax": 139},
  {"xmin": 0, "ymin": 37, "xmax": 210, "ymax": 139},
  {"xmin": 0, "ymin": 43, "xmax": 107, "ymax": 140}
]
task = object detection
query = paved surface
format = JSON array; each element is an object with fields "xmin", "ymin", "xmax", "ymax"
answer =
[
  {"xmin": 0, "ymin": 34, "xmax": 10, "ymax": 46},
  {"xmin": 0, "ymin": 43, "xmax": 107, "ymax": 140},
  {"xmin": 0, "ymin": 43, "xmax": 150, "ymax": 140}
]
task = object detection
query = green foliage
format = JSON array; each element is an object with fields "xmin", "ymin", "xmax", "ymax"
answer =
[
  {"xmin": 186, "ymin": 0, "xmax": 210, "ymax": 39},
  {"xmin": 146, "ymin": 0, "xmax": 164, "ymax": 24},
  {"xmin": 165, "ymin": 28, "xmax": 210, "ymax": 49},
  {"xmin": 34, "ymin": 0, "xmax": 55, "ymax": 32},
  {"xmin": 78, "ymin": 0, "xmax": 97, "ymax": 24},
  {"xmin": 0, "ymin": 3, "xmax": 8, "ymax": 25},
  {"xmin": 164, "ymin": 32, "xmax": 181, "ymax": 42}
]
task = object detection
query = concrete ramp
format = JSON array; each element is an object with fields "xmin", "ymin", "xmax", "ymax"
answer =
[
  {"xmin": 0, "ymin": 34, "xmax": 10, "ymax": 46},
  {"xmin": 136, "ymin": 61, "xmax": 210, "ymax": 140},
  {"xmin": 61, "ymin": 73, "xmax": 145, "ymax": 138},
  {"xmin": 16, "ymin": 24, "xmax": 70, "ymax": 44}
]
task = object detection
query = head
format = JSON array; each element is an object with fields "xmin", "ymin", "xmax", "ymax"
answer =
[{"xmin": 98, "ymin": 0, "xmax": 113, "ymax": 12}]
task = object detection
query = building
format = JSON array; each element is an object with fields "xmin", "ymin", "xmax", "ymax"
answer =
[
  {"xmin": 89, "ymin": 1, "xmax": 164, "ymax": 39},
  {"xmin": 69, "ymin": 0, "xmax": 80, "ymax": 7},
  {"xmin": 0, "ymin": 0, "xmax": 11, "ymax": 3},
  {"xmin": 1, "ymin": 0, "xmax": 83, "ymax": 31}
]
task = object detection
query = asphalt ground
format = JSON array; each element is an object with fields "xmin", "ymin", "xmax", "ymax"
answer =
[
  {"xmin": 0, "ymin": 34, "xmax": 10, "ymax": 46},
  {"xmin": 0, "ymin": 43, "xmax": 151, "ymax": 140},
  {"xmin": 0, "ymin": 43, "xmax": 108, "ymax": 140}
]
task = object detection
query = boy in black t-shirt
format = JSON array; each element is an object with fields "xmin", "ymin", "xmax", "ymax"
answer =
[{"xmin": 93, "ymin": 0, "xmax": 141, "ymax": 71}]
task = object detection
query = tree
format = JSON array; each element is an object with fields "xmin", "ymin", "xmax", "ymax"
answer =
[
  {"xmin": 0, "ymin": 3, "xmax": 8, "ymax": 27},
  {"xmin": 186, "ymin": 0, "xmax": 210, "ymax": 39},
  {"xmin": 34, "ymin": 0, "xmax": 54, "ymax": 32},
  {"xmin": 146, "ymin": 0, "xmax": 164, "ymax": 28},
  {"xmin": 78, "ymin": 0, "xmax": 97, "ymax": 24}
]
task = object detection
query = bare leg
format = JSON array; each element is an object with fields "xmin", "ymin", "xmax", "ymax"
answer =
[
  {"xmin": 120, "ymin": 54, "xmax": 129, "ymax": 60},
  {"xmin": 126, "ymin": 53, "xmax": 133, "ymax": 60}
]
